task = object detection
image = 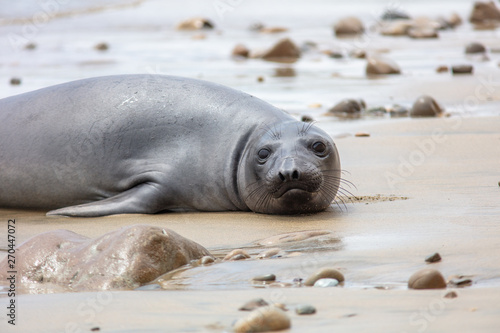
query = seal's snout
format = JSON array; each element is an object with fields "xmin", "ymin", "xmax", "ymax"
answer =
[{"xmin": 278, "ymin": 158, "xmax": 300, "ymax": 182}]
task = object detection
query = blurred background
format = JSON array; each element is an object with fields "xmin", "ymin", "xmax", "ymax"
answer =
[{"xmin": 1, "ymin": 0, "xmax": 499, "ymax": 126}]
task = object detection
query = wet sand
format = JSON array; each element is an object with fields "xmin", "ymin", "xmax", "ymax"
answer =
[{"xmin": 1, "ymin": 0, "xmax": 500, "ymax": 331}]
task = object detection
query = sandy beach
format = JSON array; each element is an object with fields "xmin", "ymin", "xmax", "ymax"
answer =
[{"xmin": 1, "ymin": 0, "xmax": 500, "ymax": 332}]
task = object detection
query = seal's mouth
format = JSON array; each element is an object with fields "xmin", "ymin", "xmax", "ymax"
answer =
[{"xmin": 272, "ymin": 182, "xmax": 318, "ymax": 199}]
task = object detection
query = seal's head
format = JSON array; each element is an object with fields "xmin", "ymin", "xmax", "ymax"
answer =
[{"xmin": 238, "ymin": 121, "xmax": 341, "ymax": 214}]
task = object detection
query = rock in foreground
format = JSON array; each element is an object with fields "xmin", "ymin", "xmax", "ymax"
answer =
[
  {"xmin": 0, "ymin": 225, "xmax": 211, "ymax": 292},
  {"xmin": 234, "ymin": 306, "xmax": 291, "ymax": 333}
]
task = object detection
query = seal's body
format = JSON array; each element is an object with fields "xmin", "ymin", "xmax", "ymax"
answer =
[{"xmin": 0, "ymin": 75, "xmax": 341, "ymax": 217}]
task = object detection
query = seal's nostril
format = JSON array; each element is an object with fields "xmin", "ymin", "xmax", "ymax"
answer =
[
  {"xmin": 292, "ymin": 170, "xmax": 299, "ymax": 180},
  {"xmin": 279, "ymin": 172, "xmax": 285, "ymax": 182}
]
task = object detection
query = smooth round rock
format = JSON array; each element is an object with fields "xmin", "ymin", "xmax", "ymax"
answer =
[
  {"xmin": 224, "ymin": 249, "xmax": 250, "ymax": 261},
  {"xmin": 10, "ymin": 77, "xmax": 21, "ymax": 85},
  {"xmin": 328, "ymin": 99, "xmax": 366, "ymax": 116},
  {"xmin": 334, "ymin": 16, "xmax": 364, "ymax": 36},
  {"xmin": 304, "ymin": 268, "xmax": 345, "ymax": 286},
  {"xmin": 239, "ymin": 298, "xmax": 269, "ymax": 311},
  {"xmin": 469, "ymin": 1, "xmax": 500, "ymax": 24},
  {"xmin": 256, "ymin": 248, "xmax": 282, "ymax": 259},
  {"xmin": 233, "ymin": 306, "xmax": 291, "ymax": 333},
  {"xmin": 366, "ymin": 56, "xmax": 401, "ymax": 75},
  {"xmin": 389, "ymin": 105, "xmax": 409, "ymax": 117},
  {"xmin": 313, "ymin": 278, "xmax": 339, "ymax": 287},
  {"xmin": 252, "ymin": 274, "xmax": 277, "ymax": 282},
  {"xmin": 295, "ymin": 304, "xmax": 316, "ymax": 315},
  {"xmin": 436, "ymin": 65, "xmax": 449, "ymax": 73},
  {"xmin": 381, "ymin": 9, "xmax": 411, "ymax": 20},
  {"xmin": 94, "ymin": 42, "xmax": 109, "ymax": 51},
  {"xmin": 200, "ymin": 256, "xmax": 215, "ymax": 265},
  {"xmin": 425, "ymin": 252, "xmax": 442, "ymax": 263},
  {"xmin": 176, "ymin": 17, "xmax": 214, "ymax": 30},
  {"xmin": 444, "ymin": 291, "xmax": 458, "ymax": 299},
  {"xmin": 410, "ymin": 95, "xmax": 443, "ymax": 117},
  {"xmin": 408, "ymin": 27, "xmax": 438, "ymax": 39},
  {"xmin": 232, "ymin": 44, "xmax": 250, "ymax": 58},
  {"xmin": 451, "ymin": 65, "xmax": 473, "ymax": 74},
  {"xmin": 261, "ymin": 38, "xmax": 301, "ymax": 62},
  {"xmin": 465, "ymin": 42, "xmax": 486, "ymax": 54},
  {"xmin": 408, "ymin": 268, "xmax": 447, "ymax": 290}
]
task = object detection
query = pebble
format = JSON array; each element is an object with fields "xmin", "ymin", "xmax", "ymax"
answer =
[
  {"xmin": 381, "ymin": 9, "xmax": 411, "ymax": 20},
  {"xmin": 176, "ymin": 17, "xmax": 214, "ymax": 30},
  {"xmin": 273, "ymin": 67, "xmax": 296, "ymax": 77},
  {"xmin": 295, "ymin": 304, "xmax": 316, "ymax": 315},
  {"xmin": 469, "ymin": 1, "xmax": 500, "ymax": 25},
  {"xmin": 252, "ymin": 274, "xmax": 276, "ymax": 282},
  {"xmin": 313, "ymin": 278, "xmax": 339, "ymax": 287},
  {"xmin": 301, "ymin": 115, "xmax": 314, "ymax": 123},
  {"xmin": 257, "ymin": 76, "xmax": 265, "ymax": 83},
  {"xmin": 436, "ymin": 65, "xmax": 449, "ymax": 73},
  {"xmin": 465, "ymin": 42, "xmax": 486, "ymax": 54},
  {"xmin": 10, "ymin": 78, "xmax": 22, "ymax": 85},
  {"xmin": 451, "ymin": 65, "xmax": 473, "ymax": 74},
  {"xmin": 232, "ymin": 44, "xmax": 250, "ymax": 58},
  {"xmin": 410, "ymin": 95, "xmax": 443, "ymax": 117},
  {"xmin": 233, "ymin": 306, "xmax": 291, "ymax": 333},
  {"xmin": 224, "ymin": 249, "xmax": 250, "ymax": 261},
  {"xmin": 200, "ymin": 256, "xmax": 215, "ymax": 265},
  {"xmin": 349, "ymin": 49, "xmax": 366, "ymax": 59},
  {"xmin": 304, "ymin": 267, "xmax": 345, "ymax": 286},
  {"xmin": 380, "ymin": 21, "xmax": 412, "ymax": 36},
  {"xmin": 239, "ymin": 298, "xmax": 269, "ymax": 311},
  {"xmin": 425, "ymin": 252, "xmax": 442, "ymax": 263},
  {"xmin": 90, "ymin": 327, "xmax": 100, "ymax": 332},
  {"xmin": 334, "ymin": 16, "xmax": 364, "ymax": 36},
  {"xmin": 407, "ymin": 27, "xmax": 438, "ymax": 39},
  {"xmin": 261, "ymin": 38, "xmax": 301, "ymax": 62},
  {"xmin": 444, "ymin": 291, "xmax": 458, "ymax": 299},
  {"xmin": 256, "ymin": 248, "xmax": 281, "ymax": 259},
  {"xmin": 355, "ymin": 132, "xmax": 370, "ymax": 137},
  {"xmin": 408, "ymin": 268, "xmax": 447, "ymax": 289},
  {"xmin": 25, "ymin": 42, "xmax": 37, "ymax": 50},
  {"xmin": 389, "ymin": 105, "xmax": 409, "ymax": 117},
  {"xmin": 449, "ymin": 278, "xmax": 473, "ymax": 287},
  {"xmin": 260, "ymin": 27, "xmax": 288, "ymax": 34},
  {"xmin": 327, "ymin": 99, "xmax": 366, "ymax": 117},
  {"xmin": 366, "ymin": 55, "xmax": 401, "ymax": 75},
  {"xmin": 95, "ymin": 42, "xmax": 109, "ymax": 51}
]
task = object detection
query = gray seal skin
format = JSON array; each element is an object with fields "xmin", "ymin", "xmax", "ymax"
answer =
[{"xmin": 0, "ymin": 75, "xmax": 341, "ymax": 217}]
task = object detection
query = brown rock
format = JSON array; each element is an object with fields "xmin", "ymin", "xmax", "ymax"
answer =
[
  {"xmin": 273, "ymin": 67, "xmax": 296, "ymax": 77},
  {"xmin": 256, "ymin": 248, "xmax": 282, "ymax": 259},
  {"xmin": 408, "ymin": 268, "xmax": 447, "ymax": 289},
  {"xmin": 447, "ymin": 13, "xmax": 463, "ymax": 28},
  {"xmin": 260, "ymin": 27, "xmax": 288, "ymax": 34},
  {"xmin": 366, "ymin": 55, "xmax": 401, "ymax": 75},
  {"xmin": 469, "ymin": 1, "xmax": 500, "ymax": 24},
  {"xmin": 334, "ymin": 17, "xmax": 364, "ymax": 36},
  {"xmin": 0, "ymin": 225, "xmax": 211, "ymax": 291},
  {"xmin": 261, "ymin": 38, "xmax": 301, "ymax": 62},
  {"xmin": 239, "ymin": 298, "xmax": 269, "ymax": 311},
  {"xmin": 232, "ymin": 44, "xmax": 250, "ymax": 58},
  {"xmin": 444, "ymin": 291, "xmax": 458, "ymax": 299},
  {"xmin": 425, "ymin": 252, "xmax": 442, "ymax": 263},
  {"xmin": 234, "ymin": 306, "xmax": 291, "ymax": 333},
  {"xmin": 176, "ymin": 17, "xmax": 214, "ymax": 30},
  {"xmin": 380, "ymin": 21, "xmax": 413, "ymax": 36},
  {"xmin": 95, "ymin": 42, "xmax": 109, "ymax": 51},
  {"xmin": 224, "ymin": 249, "xmax": 250, "ymax": 261},
  {"xmin": 327, "ymin": 99, "xmax": 366, "ymax": 117},
  {"xmin": 436, "ymin": 65, "xmax": 449, "ymax": 73},
  {"xmin": 304, "ymin": 267, "xmax": 345, "ymax": 286},
  {"xmin": 10, "ymin": 77, "xmax": 21, "ymax": 85},
  {"xmin": 465, "ymin": 42, "xmax": 486, "ymax": 54},
  {"xmin": 408, "ymin": 27, "xmax": 438, "ymax": 38},
  {"xmin": 451, "ymin": 64, "xmax": 474, "ymax": 74},
  {"xmin": 410, "ymin": 95, "xmax": 444, "ymax": 117}
]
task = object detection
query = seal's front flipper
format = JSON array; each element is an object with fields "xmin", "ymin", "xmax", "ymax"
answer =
[{"xmin": 46, "ymin": 184, "xmax": 165, "ymax": 217}]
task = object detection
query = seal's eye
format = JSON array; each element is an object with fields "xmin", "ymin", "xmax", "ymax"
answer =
[
  {"xmin": 312, "ymin": 141, "xmax": 327, "ymax": 154},
  {"xmin": 257, "ymin": 148, "xmax": 271, "ymax": 160}
]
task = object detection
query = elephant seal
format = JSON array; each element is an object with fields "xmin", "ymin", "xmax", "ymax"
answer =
[{"xmin": 0, "ymin": 75, "xmax": 341, "ymax": 217}]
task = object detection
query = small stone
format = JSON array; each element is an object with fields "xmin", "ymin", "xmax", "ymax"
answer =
[
  {"xmin": 249, "ymin": 22, "xmax": 265, "ymax": 31},
  {"xmin": 261, "ymin": 38, "xmax": 301, "ymax": 62},
  {"xmin": 410, "ymin": 95, "xmax": 443, "ymax": 117},
  {"xmin": 355, "ymin": 132, "xmax": 370, "ymax": 137},
  {"xmin": 10, "ymin": 78, "xmax": 21, "ymax": 85},
  {"xmin": 260, "ymin": 27, "xmax": 288, "ymax": 34},
  {"xmin": 449, "ymin": 278, "xmax": 473, "ymax": 287},
  {"xmin": 465, "ymin": 42, "xmax": 486, "ymax": 54},
  {"xmin": 95, "ymin": 42, "xmax": 109, "ymax": 51},
  {"xmin": 232, "ymin": 44, "xmax": 250, "ymax": 58},
  {"xmin": 233, "ymin": 254, "xmax": 249, "ymax": 260},
  {"xmin": 90, "ymin": 327, "xmax": 100, "ymax": 332},
  {"xmin": 445, "ymin": 13, "xmax": 463, "ymax": 28},
  {"xmin": 200, "ymin": 256, "xmax": 215, "ymax": 265},
  {"xmin": 257, "ymin": 76, "xmax": 265, "ymax": 83},
  {"xmin": 224, "ymin": 249, "xmax": 250, "ymax": 261},
  {"xmin": 444, "ymin": 291, "xmax": 458, "ymax": 299},
  {"xmin": 25, "ymin": 42, "xmax": 37, "ymax": 50},
  {"xmin": 324, "ymin": 50, "xmax": 343, "ymax": 58},
  {"xmin": 469, "ymin": 1, "xmax": 500, "ymax": 25},
  {"xmin": 380, "ymin": 21, "xmax": 412, "ymax": 36},
  {"xmin": 313, "ymin": 278, "xmax": 339, "ymax": 287},
  {"xmin": 295, "ymin": 304, "xmax": 316, "ymax": 315},
  {"xmin": 304, "ymin": 268, "xmax": 345, "ymax": 286},
  {"xmin": 252, "ymin": 274, "xmax": 276, "ymax": 282},
  {"xmin": 436, "ymin": 65, "xmax": 449, "ymax": 73},
  {"xmin": 408, "ymin": 27, "xmax": 438, "ymax": 39},
  {"xmin": 176, "ymin": 17, "xmax": 214, "ymax": 30},
  {"xmin": 425, "ymin": 252, "xmax": 442, "ymax": 263},
  {"xmin": 327, "ymin": 99, "xmax": 366, "ymax": 117},
  {"xmin": 381, "ymin": 9, "xmax": 411, "ymax": 20},
  {"xmin": 451, "ymin": 65, "xmax": 473, "ymax": 74},
  {"xmin": 389, "ymin": 105, "xmax": 409, "ymax": 117},
  {"xmin": 239, "ymin": 298, "xmax": 269, "ymax": 311},
  {"xmin": 257, "ymin": 248, "xmax": 281, "ymax": 259},
  {"xmin": 273, "ymin": 67, "xmax": 296, "ymax": 77},
  {"xmin": 408, "ymin": 268, "xmax": 447, "ymax": 290},
  {"xmin": 366, "ymin": 55, "xmax": 401, "ymax": 75},
  {"xmin": 334, "ymin": 16, "xmax": 364, "ymax": 36},
  {"xmin": 233, "ymin": 306, "xmax": 291, "ymax": 333},
  {"xmin": 349, "ymin": 49, "xmax": 366, "ymax": 59}
]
